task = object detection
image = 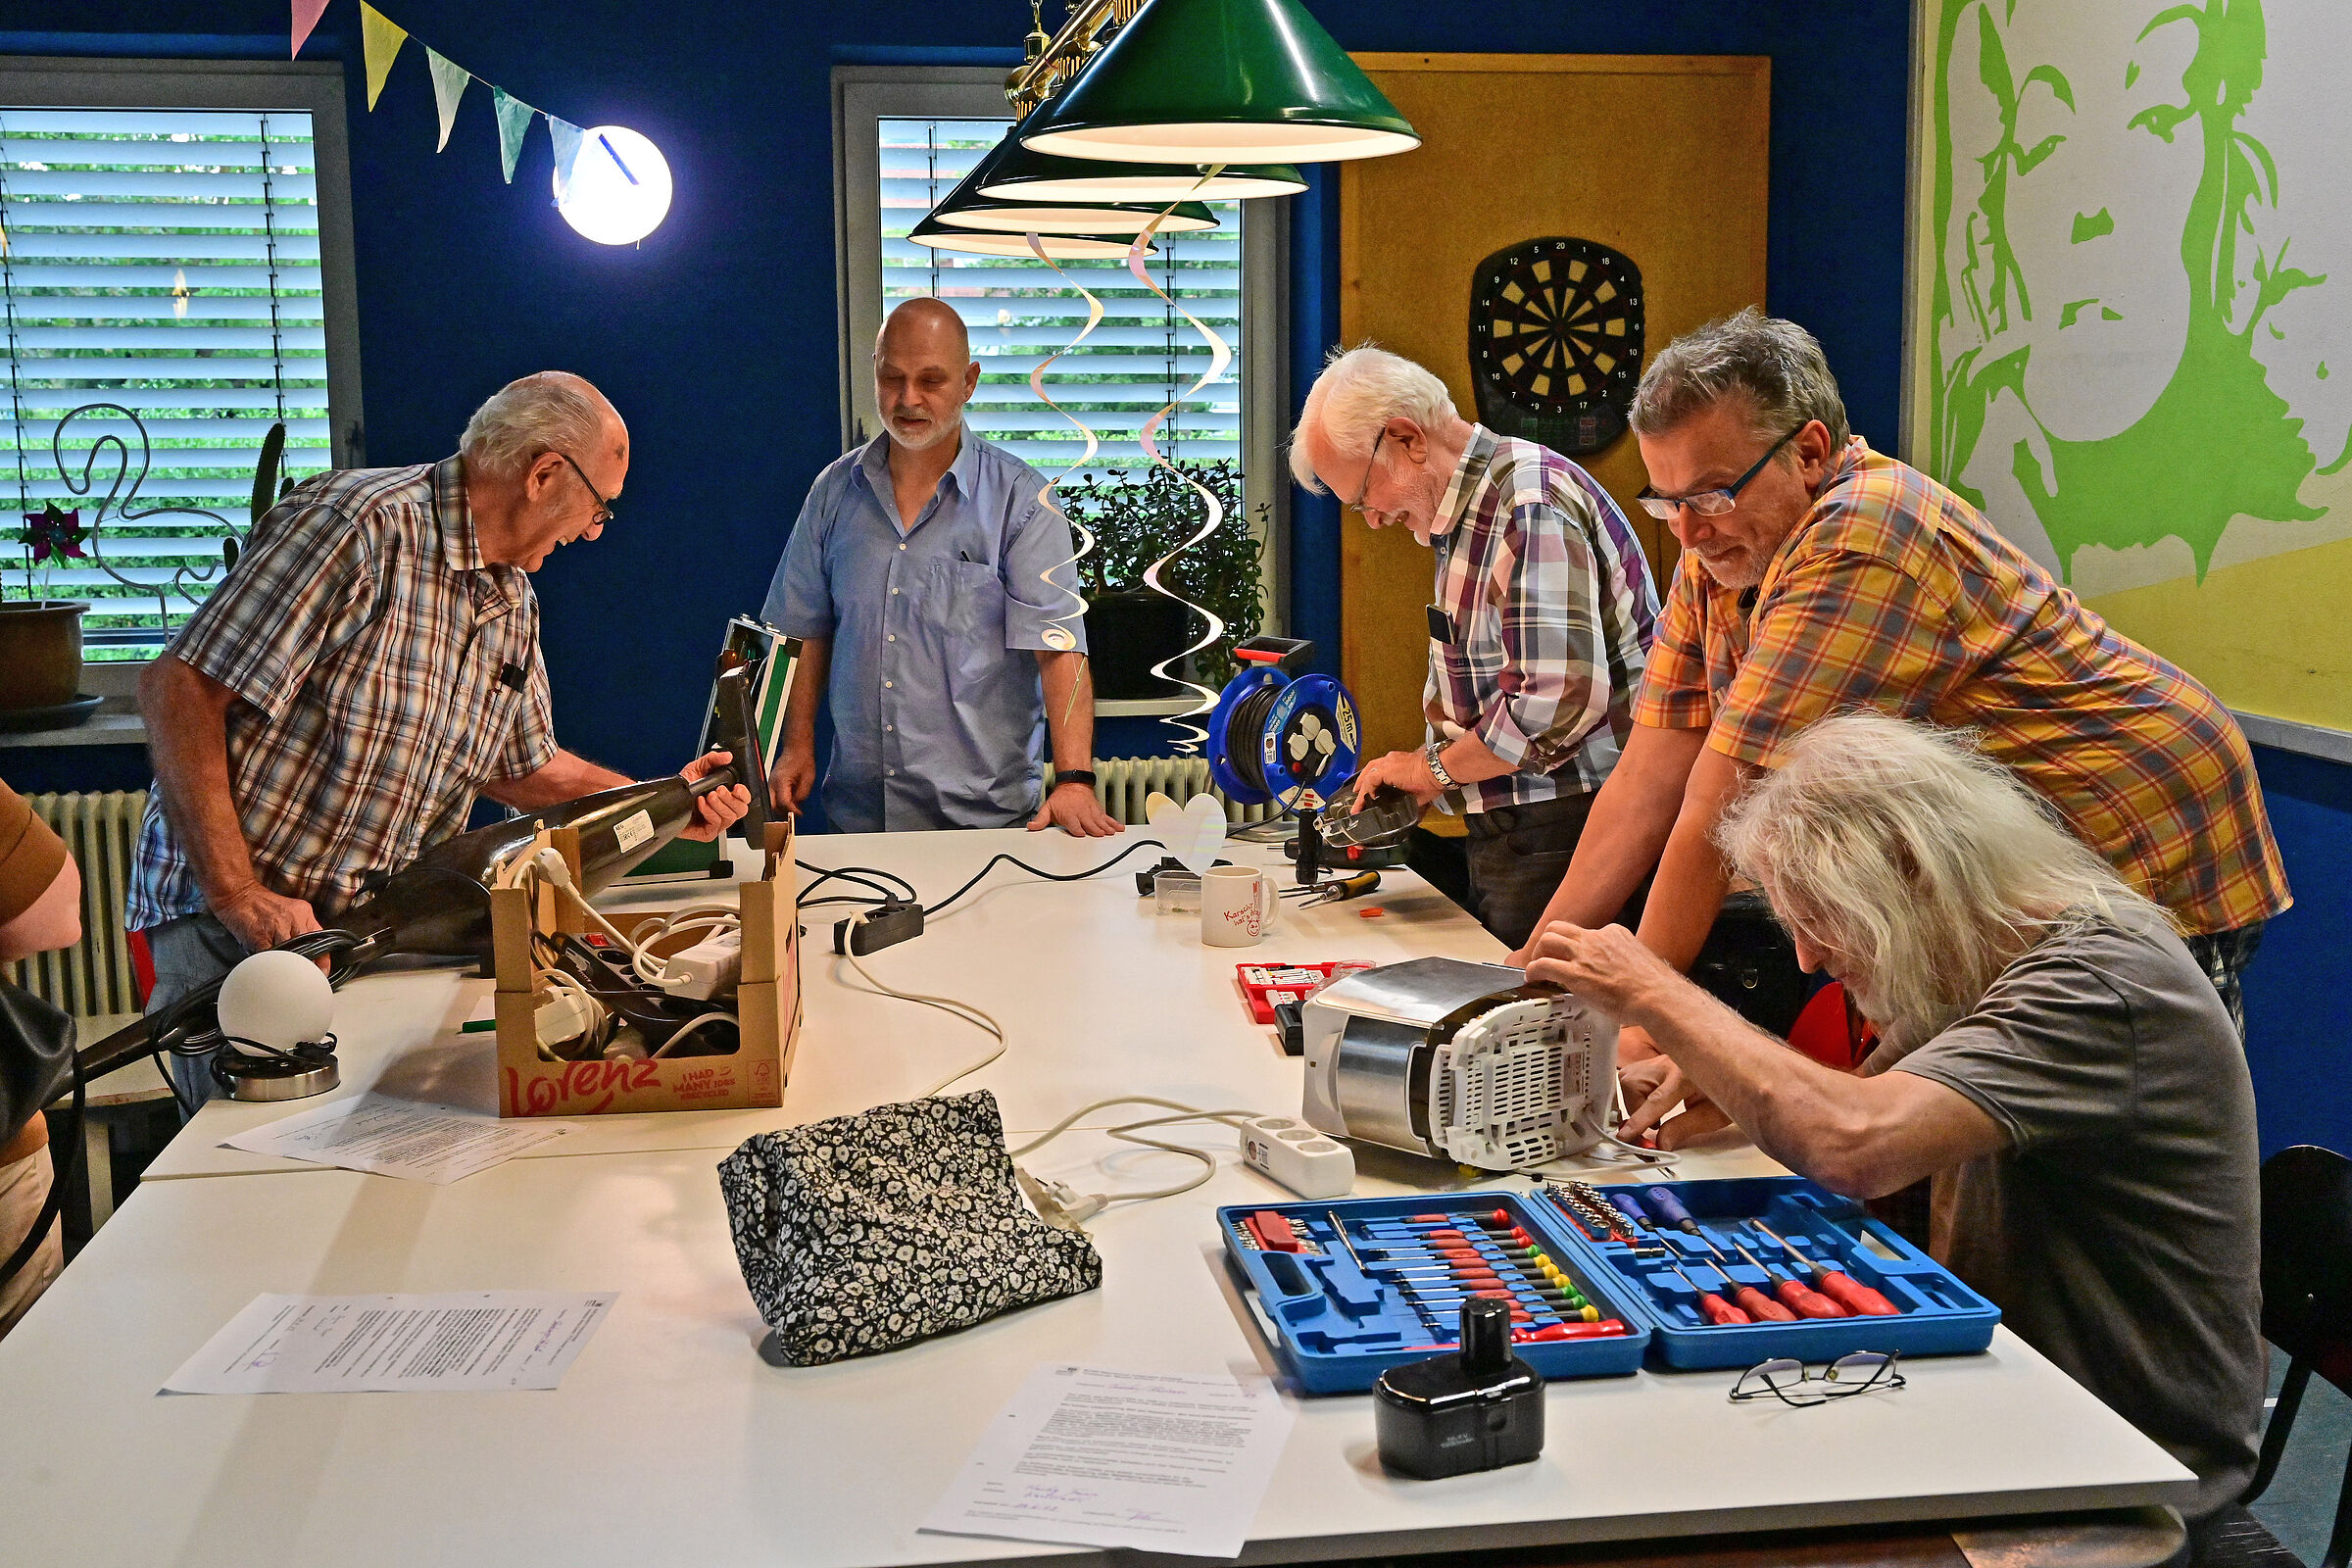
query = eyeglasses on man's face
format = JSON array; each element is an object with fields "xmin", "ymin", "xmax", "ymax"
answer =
[
  {"xmin": 555, "ymin": 450, "xmax": 617, "ymax": 528},
  {"xmin": 1636, "ymin": 423, "xmax": 1805, "ymax": 522},
  {"xmin": 1729, "ymin": 1350, "xmax": 1905, "ymax": 1408},
  {"xmin": 1345, "ymin": 425, "xmax": 1390, "ymax": 516}
]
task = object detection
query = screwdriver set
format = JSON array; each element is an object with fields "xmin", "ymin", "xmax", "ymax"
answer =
[
  {"xmin": 1217, "ymin": 1193, "xmax": 1652, "ymax": 1394},
  {"xmin": 1536, "ymin": 1176, "xmax": 2001, "ymax": 1370}
]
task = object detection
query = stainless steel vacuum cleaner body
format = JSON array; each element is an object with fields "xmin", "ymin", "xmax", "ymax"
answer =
[{"xmin": 1300, "ymin": 957, "xmax": 1619, "ymax": 1171}]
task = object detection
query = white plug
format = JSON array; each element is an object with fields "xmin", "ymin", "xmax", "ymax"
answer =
[
  {"xmin": 535, "ymin": 988, "xmax": 601, "ymax": 1051},
  {"xmin": 1240, "ymin": 1115, "xmax": 1355, "ymax": 1199},
  {"xmin": 659, "ymin": 928, "xmax": 743, "ymax": 1001},
  {"xmin": 1014, "ymin": 1166, "xmax": 1109, "ymax": 1229}
]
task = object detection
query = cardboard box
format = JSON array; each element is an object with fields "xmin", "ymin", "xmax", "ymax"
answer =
[{"xmin": 492, "ymin": 818, "xmax": 800, "ymax": 1117}]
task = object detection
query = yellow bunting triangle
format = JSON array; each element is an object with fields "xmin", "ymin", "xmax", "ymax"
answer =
[{"xmin": 360, "ymin": 4, "xmax": 408, "ymax": 110}]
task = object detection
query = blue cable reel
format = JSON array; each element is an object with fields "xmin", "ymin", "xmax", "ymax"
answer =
[{"xmin": 1206, "ymin": 647, "xmax": 1363, "ymax": 816}]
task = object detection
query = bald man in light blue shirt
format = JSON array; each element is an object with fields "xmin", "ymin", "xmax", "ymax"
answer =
[{"xmin": 763, "ymin": 298, "xmax": 1120, "ymax": 836}]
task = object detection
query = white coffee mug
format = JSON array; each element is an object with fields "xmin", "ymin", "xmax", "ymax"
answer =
[{"xmin": 1200, "ymin": 863, "xmax": 1279, "ymax": 947}]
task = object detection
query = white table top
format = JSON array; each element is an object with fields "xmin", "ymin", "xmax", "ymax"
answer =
[
  {"xmin": 145, "ymin": 827, "xmax": 1515, "ymax": 1179},
  {"xmin": 0, "ymin": 1126, "xmax": 2192, "ymax": 1568}
]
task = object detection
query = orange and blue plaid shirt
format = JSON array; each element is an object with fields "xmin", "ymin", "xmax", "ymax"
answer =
[
  {"xmin": 1426, "ymin": 427, "xmax": 1659, "ymax": 811},
  {"xmin": 1633, "ymin": 439, "xmax": 2288, "ymax": 936},
  {"xmin": 128, "ymin": 458, "xmax": 559, "ymax": 929}
]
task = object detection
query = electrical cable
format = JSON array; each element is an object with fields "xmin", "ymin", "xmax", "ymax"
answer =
[
  {"xmin": 1221, "ymin": 681, "xmax": 1283, "ymax": 797},
  {"xmin": 797, "ymin": 858, "xmax": 916, "ymax": 905},
  {"xmin": 1006, "ymin": 1096, "xmax": 1259, "ymax": 1218},
  {"xmin": 832, "ymin": 911, "xmax": 1007, "ymax": 1097},
  {"xmin": 922, "ymin": 838, "xmax": 1165, "ymax": 917}
]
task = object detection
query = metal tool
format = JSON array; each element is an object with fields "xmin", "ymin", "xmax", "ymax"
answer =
[{"xmin": 1752, "ymin": 1221, "xmax": 1900, "ymax": 1316}]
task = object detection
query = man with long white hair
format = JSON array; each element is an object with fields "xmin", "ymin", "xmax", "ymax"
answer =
[
  {"xmin": 1290, "ymin": 345, "xmax": 1657, "ymax": 946},
  {"xmin": 132, "ymin": 371, "xmax": 751, "ymax": 1105},
  {"xmin": 1530, "ymin": 710, "xmax": 2262, "ymax": 1535}
]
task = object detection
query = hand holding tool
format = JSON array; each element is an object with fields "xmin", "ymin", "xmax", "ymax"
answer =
[
  {"xmin": 1753, "ymin": 1221, "xmax": 1899, "ymax": 1316},
  {"xmin": 1644, "ymin": 1186, "xmax": 1727, "ymax": 1259},
  {"xmin": 1669, "ymin": 1264, "xmax": 1750, "ymax": 1326}
]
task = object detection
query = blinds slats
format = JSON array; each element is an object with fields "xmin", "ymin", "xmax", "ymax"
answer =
[
  {"xmin": 878, "ymin": 116, "xmax": 1242, "ymax": 479},
  {"xmin": 0, "ymin": 108, "xmax": 328, "ymax": 653}
]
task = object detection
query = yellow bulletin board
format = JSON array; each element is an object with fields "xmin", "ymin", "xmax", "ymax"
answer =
[{"xmin": 1340, "ymin": 53, "xmax": 1772, "ymax": 759}]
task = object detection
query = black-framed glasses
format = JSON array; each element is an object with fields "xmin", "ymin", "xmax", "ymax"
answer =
[
  {"xmin": 1636, "ymin": 424, "xmax": 1803, "ymax": 521},
  {"xmin": 1345, "ymin": 425, "xmax": 1389, "ymax": 515},
  {"xmin": 1729, "ymin": 1350, "xmax": 1905, "ymax": 1408},
  {"xmin": 555, "ymin": 450, "xmax": 616, "ymax": 527}
]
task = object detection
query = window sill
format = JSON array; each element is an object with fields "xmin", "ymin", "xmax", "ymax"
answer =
[
  {"xmin": 0, "ymin": 661, "xmax": 149, "ymax": 749},
  {"xmin": 1097, "ymin": 695, "xmax": 1206, "ymax": 718}
]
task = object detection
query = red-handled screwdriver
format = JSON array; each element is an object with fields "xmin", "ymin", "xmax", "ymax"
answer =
[
  {"xmin": 1734, "ymin": 1243, "xmax": 1848, "ymax": 1319},
  {"xmin": 1753, "ymin": 1222, "xmax": 1900, "ymax": 1316},
  {"xmin": 1710, "ymin": 1253, "xmax": 1796, "ymax": 1322},
  {"xmin": 1669, "ymin": 1264, "xmax": 1751, "ymax": 1326}
]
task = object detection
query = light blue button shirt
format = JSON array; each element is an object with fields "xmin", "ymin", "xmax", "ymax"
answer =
[{"xmin": 762, "ymin": 426, "xmax": 1086, "ymax": 833}]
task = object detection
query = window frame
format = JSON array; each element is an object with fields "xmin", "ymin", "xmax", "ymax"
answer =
[
  {"xmin": 0, "ymin": 54, "xmax": 367, "ymax": 468},
  {"xmin": 831, "ymin": 64, "xmax": 1288, "ymax": 634}
]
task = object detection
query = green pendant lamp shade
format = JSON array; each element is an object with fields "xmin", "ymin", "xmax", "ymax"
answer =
[
  {"xmin": 923, "ymin": 127, "xmax": 1219, "ymax": 236},
  {"xmin": 905, "ymin": 220, "xmax": 1154, "ymax": 259},
  {"xmin": 1019, "ymin": 0, "xmax": 1418, "ymax": 166},
  {"xmin": 976, "ymin": 153, "xmax": 1305, "ymax": 203}
]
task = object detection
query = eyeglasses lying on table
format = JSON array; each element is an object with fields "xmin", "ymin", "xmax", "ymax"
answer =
[{"xmin": 1729, "ymin": 1350, "xmax": 1906, "ymax": 1407}]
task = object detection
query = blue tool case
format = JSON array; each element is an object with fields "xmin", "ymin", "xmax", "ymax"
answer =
[
  {"xmin": 1530, "ymin": 1175, "xmax": 2001, "ymax": 1370},
  {"xmin": 1219, "ymin": 1178, "xmax": 2001, "ymax": 1393},
  {"xmin": 1217, "ymin": 1191, "xmax": 1652, "ymax": 1395}
]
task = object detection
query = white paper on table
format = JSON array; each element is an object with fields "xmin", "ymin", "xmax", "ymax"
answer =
[
  {"xmin": 220, "ymin": 1092, "xmax": 571, "ymax": 1183},
  {"xmin": 163, "ymin": 1290, "xmax": 617, "ymax": 1396},
  {"xmin": 919, "ymin": 1363, "xmax": 1296, "ymax": 1559}
]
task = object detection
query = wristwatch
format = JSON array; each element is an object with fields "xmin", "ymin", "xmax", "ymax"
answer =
[
  {"xmin": 1054, "ymin": 769, "xmax": 1099, "ymax": 790},
  {"xmin": 1422, "ymin": 742, "xmax": 1457, "ymax": 793}
]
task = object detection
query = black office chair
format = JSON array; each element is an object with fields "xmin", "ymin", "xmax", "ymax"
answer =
[{"xmin": 2224, "ymin": 1144, "xmax": 2352, "ymax": 1567}]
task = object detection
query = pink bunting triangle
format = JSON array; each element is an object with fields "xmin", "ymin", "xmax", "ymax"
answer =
[{"xmin": 290, "ymin": 0, "xmax": 329, "ymax": 58}]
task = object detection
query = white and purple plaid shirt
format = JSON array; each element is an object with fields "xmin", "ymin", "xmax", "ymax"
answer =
[
  {"xmin": 127, "ymin": 458, "xmax": 559, "ymax": 929},
  {"xmin": 1424, "ymin": 427, "xmax": 1659, "ymax": 812}
]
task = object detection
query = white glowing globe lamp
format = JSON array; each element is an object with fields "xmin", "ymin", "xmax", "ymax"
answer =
[
  {"xmin": 217, "ymin": 950, "xmax": 335, "ymax": 1054},
  {"xmin": 556, "ymin": 124, "xmax": 672, "ymax": 246}
]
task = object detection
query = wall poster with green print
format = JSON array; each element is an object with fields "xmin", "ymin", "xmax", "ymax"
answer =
[{"xmin": 1908, "ymin": 0, "xmax": 2352, "ymax": 738}]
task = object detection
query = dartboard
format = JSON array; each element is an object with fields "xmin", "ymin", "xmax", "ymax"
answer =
[{"xmin": 1468, "ymin": 237, "xmax": 1644, "ymax": 455}]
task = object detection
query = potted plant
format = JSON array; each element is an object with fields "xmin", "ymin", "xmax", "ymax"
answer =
[
  {"xmin": 1061, "ymin": 459, "xmax": 1267, "ymax": 700},
  {"xmin": 0, "ymin": 502, "xmax": 90, "ymax": 716}
]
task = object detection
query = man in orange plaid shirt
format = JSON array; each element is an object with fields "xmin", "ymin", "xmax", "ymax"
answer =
[{"xmin": 1514, "ymin": 311, "xmax": 2288, "ymax": 1147}]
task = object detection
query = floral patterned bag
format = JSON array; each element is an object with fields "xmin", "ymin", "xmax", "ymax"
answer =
[{"xmin": 716, "ymin": 1090, "xmax": 1102, "ymax": 1364}]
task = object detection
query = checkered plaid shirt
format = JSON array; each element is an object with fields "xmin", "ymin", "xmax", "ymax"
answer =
[
  {"xmin": 127, "ymin": 458, "xmax": 559, "ymax": 930},
  {"xmin": 1426, "ymin": 427, "xmax": 1660, "ymax": 812},
  {"xmin": 1632, "ymin": 439, "xmax": 2289, "ymax": 936}
]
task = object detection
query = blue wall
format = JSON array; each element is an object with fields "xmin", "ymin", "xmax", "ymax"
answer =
[{"xmin": 9, "ymin": 1, "xmax": 2348, "ymax": 1153}]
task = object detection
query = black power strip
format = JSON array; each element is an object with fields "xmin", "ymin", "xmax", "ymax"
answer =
[{"xmin": 833, "ymin": 898, "xmax": 925, "ymax": 956}]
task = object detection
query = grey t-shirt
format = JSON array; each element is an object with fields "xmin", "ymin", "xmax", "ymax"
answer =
[{"xmin": 1887, "ymin": 904, "xmax": 2263, "ymax": 1520}]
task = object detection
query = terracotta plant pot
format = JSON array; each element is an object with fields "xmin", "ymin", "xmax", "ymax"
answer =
[{"xmin": 0, "ymin": 601, "xmax": 87, "ymax": 710}]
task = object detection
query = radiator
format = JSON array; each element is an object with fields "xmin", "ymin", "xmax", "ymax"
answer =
[
  {"xmin": 7, "ymin": 791, "xmax": 146, "ymax": 1020},
  {"xmin": 1055, "ymin": 758, "xmax": 1280, "ymax": 827}
]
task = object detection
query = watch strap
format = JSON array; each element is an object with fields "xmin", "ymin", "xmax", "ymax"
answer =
[
  {"xmin": 1053, "ymin": 769, "xmax": 1099, "ymax": 789},
  {"xmin": 1422, "ymin": 742, "xmax": 1457, "ymax": 792}
]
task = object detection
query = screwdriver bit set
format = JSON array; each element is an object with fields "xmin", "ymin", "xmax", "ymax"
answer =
[
  {"xmin": 1218, "ymin": 1193, "xmax": 1652, "ymax": 1394},
  {"xmin": 1221, "ymin": 1179, "xmax": 2002, "ymax": 1390},
  {"xmin": 1548, "ymin": 1176, "xmax": 2002, "ymax": 1369}
]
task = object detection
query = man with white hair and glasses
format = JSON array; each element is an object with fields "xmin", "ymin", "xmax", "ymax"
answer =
[
  {"xmin": 1289, "ymin": 346, "xmax": 1658, "ymax": 947},
  {"xmin": 1529, "ymin": 710, "xmax": 2264, "ymax": 1548},
  {"xmin": 132, "ymin": 371, "xmax": 750, "ymax": 1105},
  {"xmin": 1514, "ymin": 309, "xmax": 2287, "ymax": 1142}
]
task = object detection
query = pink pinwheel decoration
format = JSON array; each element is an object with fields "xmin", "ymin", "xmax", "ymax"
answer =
[{"xmin": 21, "ymin": 503, "xmax": 87, "ymax": 564}]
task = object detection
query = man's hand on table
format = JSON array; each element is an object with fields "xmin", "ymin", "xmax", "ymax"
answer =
[
  {"xmin": 212, "ymin": 880, "xmax": 325, "ymax": 968},
  {"xmin": 1030, "ymin": 779, "xmax": 1124, "ymax": 837},
  {"xmin": 679, "ymin": 750, "xmax": 753, "ymax": 841}
]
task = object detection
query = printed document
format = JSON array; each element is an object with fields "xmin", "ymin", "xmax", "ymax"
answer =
[
  {"xmin": 163, "ymin": 1291, "xmax": 616, "ymax": 1395},
  {"xmin": 221, "ymin": 1093, "xmax": 571, "ymax": 1182},
  {"xmin": 921, "ymin": 1363, "xmax": 1295, "ymax": 1558}
]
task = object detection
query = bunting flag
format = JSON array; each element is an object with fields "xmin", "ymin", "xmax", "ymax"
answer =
[
  {"xmin": 425, "ymin": 49, "xmax": 471, "ymax": 153},
  {"xmin": 548, "ymin": 118, "xmax": 585, "ymax": 198},
  {"xmin": 290, "ymin": 0, "xmax": 329, "ymax": 59},
  {"xmin": 491, "ymin": 89, "xmax": 539, "ymax": 182},
  {"xmin": 360, "ymin": 3, "xmax": 408, "ymax": 110}
]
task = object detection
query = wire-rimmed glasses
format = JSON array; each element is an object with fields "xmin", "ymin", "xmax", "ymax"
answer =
[{"xmin": 1729, "ymin": 1350, "xmax": 1905, "ymax": 1407}]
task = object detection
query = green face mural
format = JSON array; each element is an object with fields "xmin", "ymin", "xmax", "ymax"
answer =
[{"xmin": 1928, "ymin": 0, "xmax": 2339, "ymax": 581}]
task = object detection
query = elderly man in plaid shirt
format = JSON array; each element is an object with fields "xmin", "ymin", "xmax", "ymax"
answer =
[
  {"xmin": 129, "ymin": 372, "xmax": 750, "ymax": 1106},
  {"xmin": 1515, "ymin": 310, "xmax": 2289, "ymax": 1149},
  {"xmin": 1290, "ymin": 346, "xmax": 1660, "ymax": 947}
]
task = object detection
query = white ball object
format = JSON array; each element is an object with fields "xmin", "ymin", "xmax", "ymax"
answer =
[
  {"xmin": 556, "ymin": 124, "xmax": 672, "ymax": 246},
  {"xmin": 217, "ymin": 950, "xmax": 335, "ymax": 1053}
]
